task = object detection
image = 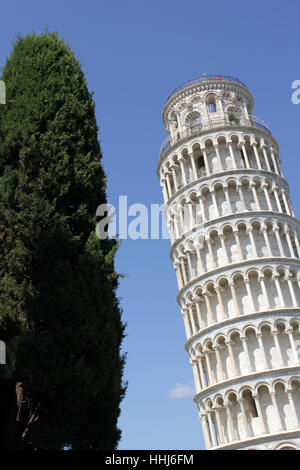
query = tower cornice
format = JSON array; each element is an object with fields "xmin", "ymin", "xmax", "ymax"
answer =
[{"xmin": 162, "ymin": 78, "xmax": 254, "ymax": 126}]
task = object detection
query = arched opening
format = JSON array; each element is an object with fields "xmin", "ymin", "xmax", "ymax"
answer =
[
  {"xmin": 227, "ymin": 392, "xmax": 242, "ymax": 441},
  {"xmin": 197, "ymin": 154, "xmax": 206, "ymax": 178},
  {"xmin": 274, "ymin": 382, "xmax": 289, "ymax": 431},
  {"xmin": 185, "ymin": 112, "xmax": 201, "ymax": 136},
  {"xmin": 228, "ymin": 114, "xmax": 240, "ymax": 125},
  {"xmin": 278, "ymin": 446, "xmax": 298, "ymax": 450},
  {"xmin": 227, "ymin": 106, "xmax": 241, "ymax": 125},
  {"xmin": 244, "ymin": 327, "xmax": 260, "ymax": 373},
  {"xmin": 207, "ymin": 94, "xmax": 217, "ymax": 113},
  {"xmin": 241, "ymin": 389, "xmax": 259, "ymax": 437}
]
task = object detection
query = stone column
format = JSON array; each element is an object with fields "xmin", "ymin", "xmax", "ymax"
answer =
[
  {"xmin": 225, "ymin": 405, "xmax": 236, "ymax": 441},
  {"xmin": 161, "ymin": 178, "xmax": 169, "ymax": 202},
  {"xmin": 224, "ymin": 187, "xmax": 233, "ymax": 214},
  {"xmin": 179, "ymin": 205, "xmax": 185, "ymax": 232},
  {"xmin": 166, "ymin": 173, "xmax": 173, "ymax": 198},
  {"xmin": 294, "ymin": 231, "xmax": 300, "ymax": 258},
  {"xmin": 173, "ymin": 215, "xmax": 180, "ymax": 239},
  {"xmin": 200, "ymin": 414, "xmax": 212, "ymax": 449},
  {"xmin": 190, "ymin": 154, "xmax": 198, "ymax": 181},
  {"xmin": 271, "ymin": 330, "xmax": 284, "ymax": 366},
  {"xmin": 262, "ymin": 183, "xmax": 273, "ymax": 211},
  {"xmin": 182, "ymin": 310, "xmax": 192, "ymax": 338},
  {"xmin": 238, "ymin": 399, "xmax": 250, "ymax": 438},
  {"xmin": 180, "ymin": 257, "xmax": 188, "ymax": 285},
  {"xmin": 261, "ymin": 225, "xmax": 273, "ymax": 257},
  {"xmin": 188, "ymin": 204, "xmax": 195, "ymax": 230},
  {"xmin": 213, "ymin": 345, "xmax": 226, "ymax": 380},
  {"xmin": 286, "ymin": 327, "xmax": 299, "ymax": 364},
  {"xmin": 273, "ymin": 186, "xmax": 283, "ymax": 213},
  {"xmin": 174, "ymin": 263, "xmax": 183, "ymax": 289},
  {"xmin": 204, "ymin": 292, "xmax": 214, "ymax": 325},
  {"xmin": 261, "ymin": 145, "xmax": 272, "ymax": 172},
  {"xmin": 186, "ymin": 250, "xmax": 194, "ymax": 279},
  {"xmin": 211, "ymin": 190, "xmax": 220, "ymax": 218},
  {"xmin": 214, "ymin": 144, "xmax": 223, "ymax": 171},
  {"xmin": 203, "ymin": 349, "xmax": 214, "ymax": 385},
  {"xmin": 288, "ymin": 194, "xmax": 295, "ymax": 217},
  {"xmin": 251, "ymin": 183, "xmax": 261, "ymax": 210},
  {"xmin": 240, "ymin": 142, "xmax": 250, "ymax": 168},
  {"xmin": 227, "ymin": 141, "xmax": 237, "ymax": 169},
  {"xmin": 281, "ymin": 189, "xmax": 291, "ymax": 215},
  {"xmin": 287, "ymin": 389, "xmax": 300, "ymax": 428},
  {"xmin": 252, "ymin": 142, "xmax": 262, "ymax": 169},
  {"xmin": 270, "ymin": 147, "xmax": 280, "ymax": 175},
  {"xmin": 176, "ymin": 112, "xmax": 182, "ymax": 137},
  {"xmin": 219, "ymin": 234, "xmax": 229, "ymax": 264},
  {"xmin": 226, "ymin": 340, "xmax": 238, "ymax": 377},
  {"xmin": 169, "ymin": 222, "xmax": 175, "ymax": 245},
  {"xmin": 197, "ymin": 355, "xmax": 207, "ymax": 389},
  {"xmin": 179, "ymin": 157, "xmax": 187, "ymax": 186},
  {"xmin": 188, "ymin": 306, "xmax": 197, "ymax": 334},
  {"xmin": 274, "ymin": 225, "xmax": 285, "ymax": 257},
  {"xmin": 241, "ymin": 336, "xmax": 253, "ymax": 373},
  {"xmin": 229, "ymin": 282, "xmax": 240, "ymax": 317},
  {"xmin": 191, "ymin": 359, "xmax": 201, "ymax": 393},
  {"xmin": 256, "ymin": 332, "xmax": 269, "ymax": 370},
  {"xmin": 171, "ymin": 166, "xmax": 179, "ymax": 192},
  {"xmin": 206, "ymin": 238, "xmax": 217, "ymax": 269},
  {"xmin": 202, "ymin": 148, "xmax": 211, "ymax": 176},
  {"xmin": 270, "ymin": 392, "xmax": 284, "ymax": 431},
  {"xmin": 233, "ymin": 229, "xmax": 244, "ymax": 261},
  {"xmin": 207, "ymin": 411, "xmax": 217, "ymax": 447},
  {"xmin": 259, "ymin": 275, "xmax": 271, "ymax": 309},
  {"xmin": 215, "ymin": 286, "xmax": 226, "ymax": 321},
  {"xmin": 287, "ymin": 277, "xmax": 298, "ymax": 307},
  {"xmin": 195, "ymin": 300, "xmax": 203, "ymax": 329},
  {"xmin": 237, "ymin": 183, "xmax": 247, "ymax": 211},
  {"xmin": 253, "ymin": 393, "xmax": 267, "ymax": 434},
  {"xmin": 285, "ymin": 226, "xmax": 296, "ymax": 258},
  {"xmin": 243, "ymin": 102, "xmax": 250, "ymax": 120},
  {"xmin": 247, "ymin": 227, "xmax": 258, "ymax": 258},
  {"xmin": 196, "ymin": 247, "xmax": 205, "ymax": 274},
  {"xmin": 245, "ymin": 279, "xmax": 256, "ymax": 312},
  {"xmin": 213, "ymin": 406, "xmax": 225, "ymax": 444},
  {"xmin": 273, "ymin": 275, "xmax": 285, "ymax": 307},
  {"xmin": 199, "ymin": 195, "xmax": 206, "ymax": 223}
]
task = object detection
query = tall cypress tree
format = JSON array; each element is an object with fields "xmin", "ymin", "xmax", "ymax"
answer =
[{"xmin": 0, "ymin": 32, "xmax": 126, "ymax": 449}]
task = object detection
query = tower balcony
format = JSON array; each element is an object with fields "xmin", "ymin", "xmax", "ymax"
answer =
[{"xmin": 160, "ymin": 116, "xmax": 271, "ymax": 158}]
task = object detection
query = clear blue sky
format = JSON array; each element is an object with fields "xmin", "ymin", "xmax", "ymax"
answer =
[{"xmin": 1, "ymin": 0, "xmax": 300, "ymax": 450}]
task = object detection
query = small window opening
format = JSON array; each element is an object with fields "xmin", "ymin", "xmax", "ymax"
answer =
[{"xmin": 207, "ymin": 94, "xmax": 217, "ymax": 113}]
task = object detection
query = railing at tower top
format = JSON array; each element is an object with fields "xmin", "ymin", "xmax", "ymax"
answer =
[
  {"xmin": 166, "ymin": 74, "xmax": 248, "ymax": 102},
  {"xmin": 159, "ymin": 116, "xmax": 271, "ymax": 158}
]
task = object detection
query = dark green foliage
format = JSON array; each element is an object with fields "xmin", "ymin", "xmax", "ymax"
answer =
[{"xmin": 0, "ymin": 32, "xmax": 126, "ymax": 449}]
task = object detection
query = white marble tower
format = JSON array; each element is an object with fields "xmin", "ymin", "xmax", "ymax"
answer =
[{"xmin": 157, "ymin": 74, "xmax": 300, "ymax": 450}]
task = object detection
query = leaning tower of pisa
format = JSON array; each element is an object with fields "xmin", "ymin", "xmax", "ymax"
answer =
[{"xmin": 157, "ymin": 74, "xmax": 300, "ymax": 450}]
